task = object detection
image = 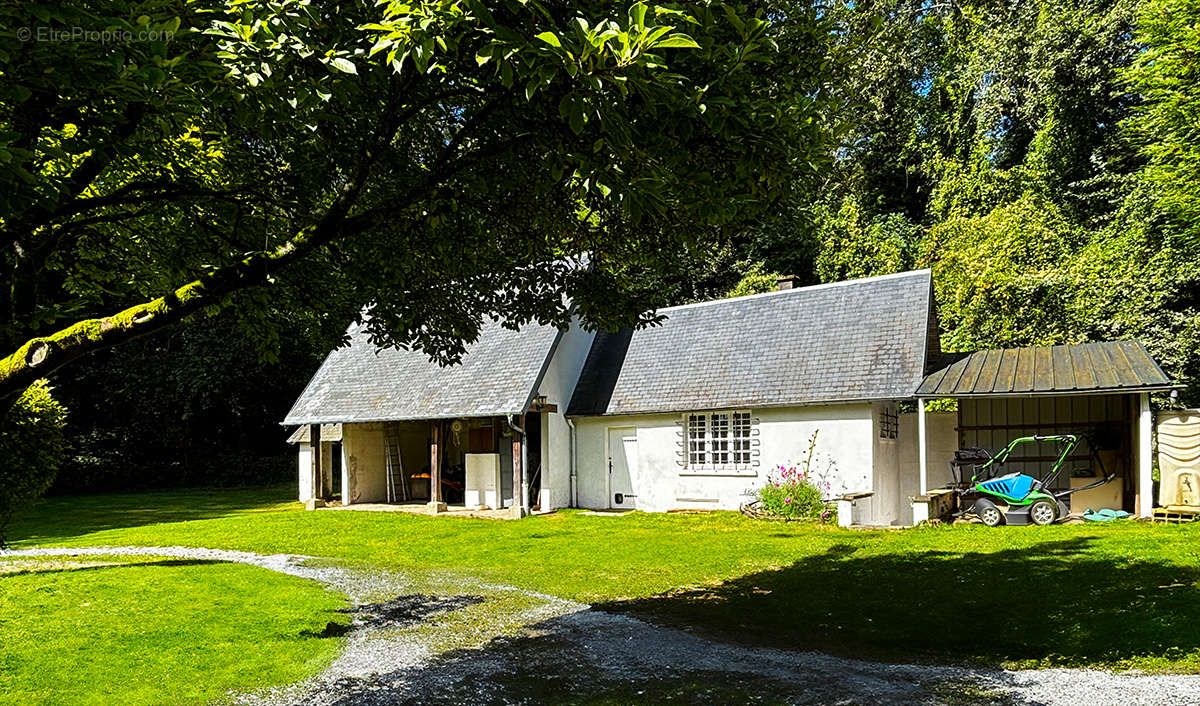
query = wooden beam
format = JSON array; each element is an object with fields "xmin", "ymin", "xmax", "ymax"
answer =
[
  {"xmin": 511, "ymin": 415, "xmax": 524, "ymax": 517},
  {"xmin": 429, "ymin": 420, "xmax": 444, "ymax": 512}
]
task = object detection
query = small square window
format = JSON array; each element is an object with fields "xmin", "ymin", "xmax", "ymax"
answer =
[{"xmin": 880, "ymin": 405, "xmax": 899, "ymax": 440}]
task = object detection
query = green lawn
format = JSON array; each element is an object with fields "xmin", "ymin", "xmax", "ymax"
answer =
[
  {"xmin": 0, "ymin": 553, "xmax": 347, "ymax": 705},
  {"xmin": 7, "ymin": 484, "xmax": 1200, "ymax": 677}
]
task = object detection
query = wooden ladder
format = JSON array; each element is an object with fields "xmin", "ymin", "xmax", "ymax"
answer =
[{"xmin": 384, "ymin": 424, "xmax": 408, "ymax": 503}]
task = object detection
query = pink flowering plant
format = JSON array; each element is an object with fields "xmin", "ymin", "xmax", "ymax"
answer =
[{"xmin": 755, "ymin": 431, "xmax": 834, "ymax": 520}]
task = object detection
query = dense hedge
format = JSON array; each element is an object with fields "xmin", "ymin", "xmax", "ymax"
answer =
[{"xmin": 0, "ymin": 381, "xmax": 67, "ymax": 545}]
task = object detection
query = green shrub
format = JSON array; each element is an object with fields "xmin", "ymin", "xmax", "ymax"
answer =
[
  {"xmin": 0, "ymin": 380, "xmax": 67, "ymax": 546},
  {"xmin": 758, "ymin": 467, "xmax": 827, "ymax": 519},
  {"xmin": 726, "ymin": 261, "xmax": 781, "ymax": 298},
  {"xmin": 755, "ymin": 431, "xmax": 834, "ymax": 521}
]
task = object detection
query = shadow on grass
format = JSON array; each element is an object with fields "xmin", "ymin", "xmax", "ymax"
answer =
[
  {"xmin": 0, "ymin": 557, "xmax": 221, "ymax": 578},
  {"xmin": 600, "ymin": 537, "xmax": 1200, "ymax": 669},
  {"xmin": 340, "ymin": 593, "xmax": 487, "ymax": 630},
  {"xmin": 318, "ymin": 607, "xmax": 1026, "ymax": 706},
  {"xmin": 6, "ymin": 484, "xmax": 295, "ymax": 545}
]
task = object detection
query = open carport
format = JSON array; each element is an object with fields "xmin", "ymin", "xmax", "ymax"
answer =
[{"xmin": 913, "ymin": 341, "xmax": 1180, "ymax": 523}]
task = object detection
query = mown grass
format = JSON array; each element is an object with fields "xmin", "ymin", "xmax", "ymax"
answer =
[
  {"xmin": 0, "ymin": 553, "xmax": 348, "ymax": 705},
  {"xmin": 8, "ymin": 484, "xmax": 1200, "ymax": 673}
]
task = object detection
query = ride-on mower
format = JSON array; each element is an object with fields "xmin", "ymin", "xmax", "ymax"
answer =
[{"xmin": 953, "ymin": 434, "xmax": 1115, "ymax": 526}]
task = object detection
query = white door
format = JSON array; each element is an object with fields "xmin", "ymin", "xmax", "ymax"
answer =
[{"xmin": 608, "ymin": 427, "xmax": 638, "ymax": 509}]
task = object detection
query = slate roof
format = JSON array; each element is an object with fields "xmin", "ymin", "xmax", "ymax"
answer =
[
  {"xmin": 916, "ymin": 341, "xmax": 1175, "ymax": 397},
  {"xmin": 283, "ymin": 318, "xmax": 562, "ymax": 425},
  {"xmin": 567, "ymin": 270, "xmax": 936, "ymax": 416}
]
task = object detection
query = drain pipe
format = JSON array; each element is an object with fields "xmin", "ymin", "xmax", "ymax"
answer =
[
  {"xmin": 506, "ymin": 414, "xmax": 528, "ymax": 516},
  {"xmin": 567, "ymin": 418, "xmax": 578, "ymax": 508}
]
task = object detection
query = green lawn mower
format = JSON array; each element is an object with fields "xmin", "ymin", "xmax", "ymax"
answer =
[{"xmin": 953, "ymin": 434, "xmax": 1115, "ymax": 526}]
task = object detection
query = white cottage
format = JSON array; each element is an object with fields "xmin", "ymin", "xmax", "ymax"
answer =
[
  {"xmin": 285, "ymin": 269, "xmax": 1175, "ymax": 524},
  {"xmin": 564, "ymin": 269, "xmax": 939, "ymax": 524}
]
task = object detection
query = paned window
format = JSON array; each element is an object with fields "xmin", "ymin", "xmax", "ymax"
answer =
[
  {"xmin": 686, "ymin": 411, "xmax": 752, "ymax": 468},
  {"xmin": 880, "ymin": 405, "xmax": 899, "ymax": 440}
]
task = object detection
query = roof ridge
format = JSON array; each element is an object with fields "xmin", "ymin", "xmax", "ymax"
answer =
[{"xmin": 656, "ymin": 269, "xmax": 932, "ymax": 314}]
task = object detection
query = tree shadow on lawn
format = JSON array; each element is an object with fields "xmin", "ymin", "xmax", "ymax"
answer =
[
  {"xmin": 6, "ymin": 484, "xmax": 295, "ymax": 545},
  {"xmin": 598, "ymin": 537, "xmax": 1200, "ymax": 670},
  {"xmin": 320, "ymin": 607, "xmax": 1026, "ymax": 706},
  {"xmin": 0, "ymin": 557, "xmax": 220, "ymax": 578},
  {"xmin": 339, "ymin": 593, "xmax": 486, "ymax": 631}
]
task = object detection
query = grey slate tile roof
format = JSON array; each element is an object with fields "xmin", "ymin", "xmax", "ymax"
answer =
[
  {"xmin": 567, "ymin": 270, "xmax": 936, "ymax": 416},
  {"xmin": 283, "ymin": 318, "xmax": 561, "ymax": 425},
  {"xmin": 917, "ymin": 341, "xmax": 1175, "ymax": 397}
]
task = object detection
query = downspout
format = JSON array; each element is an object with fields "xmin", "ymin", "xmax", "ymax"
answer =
[
  {"xmin": 567, "ymin": 418, "xmax": 578, "ymax": 508},
  {"xmin": 507, "ymin": 414, "xmax": 528, "ymax": 516}
]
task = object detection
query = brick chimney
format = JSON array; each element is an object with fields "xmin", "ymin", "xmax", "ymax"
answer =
[{"xmin": 776, "ymin": 275, "xmax": 797, "ymax": 290}]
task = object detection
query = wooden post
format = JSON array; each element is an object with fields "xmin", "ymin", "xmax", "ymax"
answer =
[
  {"xmin": 428, "ymin": 421, "xmax": 445, "ymax": 513},
  {"xmin": 1137, "ymin": 392, "xmax": 1154, "ymax": 518},
  {"xmin": 307, "ymin": 424, "xmax": 323, "ymax": 510},
  {"xmin": 511, "ymin": 415, "xmax": 524, "ymax": 518},
  {"xmin": 917, "ymin": 399, "xmax": 928, "ymax": 496}
]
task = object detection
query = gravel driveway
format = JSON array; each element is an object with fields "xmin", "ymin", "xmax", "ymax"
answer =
[{"xmin": 4, "ymin": 545, "xmax": 1199, "ymax": 706}]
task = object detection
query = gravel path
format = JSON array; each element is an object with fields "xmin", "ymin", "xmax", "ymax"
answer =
[{"xmin": 4, "ymin": 545, "xmax": 1199, "ymax": 705}]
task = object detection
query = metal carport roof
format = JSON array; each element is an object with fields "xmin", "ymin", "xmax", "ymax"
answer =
[{"xmin": 917, "ymin": 341, "xmax": 1176, "ymax": 397}]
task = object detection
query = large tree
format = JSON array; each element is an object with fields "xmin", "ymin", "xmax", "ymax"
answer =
[
  {"xmin": 0, "ymin": 0, "xmax": 838, "ymax": 402},
  {"xmin": 1125, "ymin": 0, "xmax": 1200, "ymax": 244}
]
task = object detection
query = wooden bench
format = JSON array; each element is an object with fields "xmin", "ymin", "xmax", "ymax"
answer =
[{"xmin": 911, "ymin": 488, "xmax": 957, "ymax": 525}]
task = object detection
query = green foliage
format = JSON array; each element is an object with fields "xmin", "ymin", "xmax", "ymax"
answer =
[
  {"xmin": 725, "ymin": 262, "xmax": 780, "ymax": 298},
  {"xmin": 0, "ymin": 381, "xmax": 66, "ymax": 546},
  {"xmin": 51, "ymin": 312, "xmax": 324, "ymax": 493},
  {"xmin": 0, "ymin": 0, "xmax": 841, "ymax": 398},
  {"xmin": 756, "ymin": 467, "xmax": 827, "ymax": 520},
  {"xmin": 814, "ymin": 196, "xmax": 921, "ymax": 283},
  {"xmin": 926, "ymin": 195, "xmax": 1085, "ymax": 350},
  {"xmin": 1125, "ymin": 0, "xmax": 1200, "ymax": 244},
  {"xmin": 736, "ymin": 0, "xmax": 1200, "ymax": 403}
]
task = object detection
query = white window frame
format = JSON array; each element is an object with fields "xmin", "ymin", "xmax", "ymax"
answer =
[{"xmin": 682, "ymin": 410, "xmax": 755, "ymax": 475}]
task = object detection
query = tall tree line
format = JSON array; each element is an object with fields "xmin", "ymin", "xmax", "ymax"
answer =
[{"xmin": 708, "ymin": 0, "xmax": 1200, "ymax": 404}]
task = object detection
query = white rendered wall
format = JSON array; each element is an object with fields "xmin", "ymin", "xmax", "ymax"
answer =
[
  {"xmin": 899, "ymin": 411, "xmax": 958, "ymax": 491},
  {"xmin": 534, "ymin": 316, "xmax": 596, "ymax": 510},
  {"xmin": 898, "ymin": 410, "xmax": 957, "ymax": 524},
  {"xmin": 296, "ymin": 440, "xmax": 337, "ymax": 502},
  {"xmin": 297, "ymin": 442, "xmax": 312, "ymax": 501},
  {"xmin": 572, "ymin": 404, "xmax": 876, "ymax": 513},
  {"xmin": 342, "ymin": 422, "xmax": 388, "ymax": 504}
]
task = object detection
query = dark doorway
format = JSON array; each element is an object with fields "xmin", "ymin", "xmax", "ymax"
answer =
[
  {"xmin": 331, "ymin": 441, "xmax": 343, "ymax": 498},
  {"xmin": 524, "ymin": 412, "xmax": 542, "ymax": 509}
]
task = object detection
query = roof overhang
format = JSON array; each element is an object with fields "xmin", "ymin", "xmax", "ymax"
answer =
[
  {"xmin": 565, "ymin": 395, "xmax": 912, "ymax": 418},
  {"xmin": 283, "ymin": 411, "xmax": 522, "ymax": 427},
  {"xmin": 917, "ymin": 341, "xmax": 1179, "ymax": 398},
  {"xmin": 916, "ymin": 385, "xmax": 1182, "ymax": 400}
]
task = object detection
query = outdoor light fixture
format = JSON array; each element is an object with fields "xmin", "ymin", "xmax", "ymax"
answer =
[{"xmin": 534, "ymin": 394, "xmax": 547, "ymax": 408}]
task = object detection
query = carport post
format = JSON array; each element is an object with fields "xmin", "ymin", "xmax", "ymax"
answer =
[
  {"xmin": 429, "ymin": 421, "xmax": 446, "ymax": 514},
  {"xmin": 511, "ymin": 414, "xmax": 525, "ymax": 518},
  {"xmin": 917, "ymin": 398, "xmax": 928, "ymax": 495},
  {"xmin": 1138, "ymin": 392, "xmax": 1154, "ymax": 518}
]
